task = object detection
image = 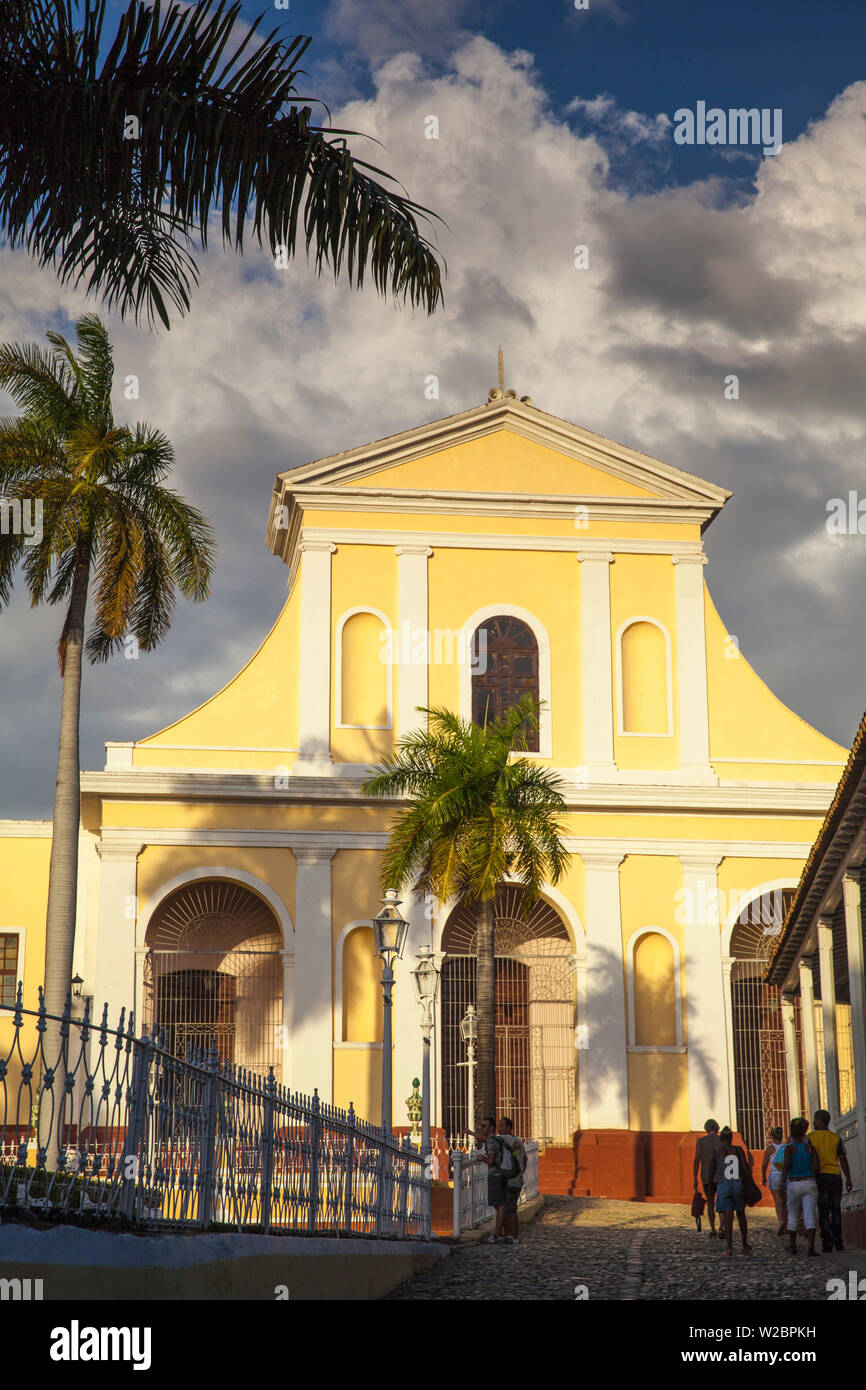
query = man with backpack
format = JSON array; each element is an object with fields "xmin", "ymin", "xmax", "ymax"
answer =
[
  {"xmin": 499, "ymin": 1116, "xmax": 527, "ymax": 1245},
  {"xmin": 474, "ymin": 1115, "xmax": 523, "ymax": 1245}
]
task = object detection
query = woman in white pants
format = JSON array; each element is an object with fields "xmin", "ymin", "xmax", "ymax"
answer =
[{"xmin": 781, "ymin": 1117, "xmax": 820, "ymax": 1256}]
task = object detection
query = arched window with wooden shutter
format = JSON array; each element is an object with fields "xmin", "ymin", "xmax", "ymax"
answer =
[{"xmin": 471, "ymin": 615, "xmax": 540, "ymax": 750}]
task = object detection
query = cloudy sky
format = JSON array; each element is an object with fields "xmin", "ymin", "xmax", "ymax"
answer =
[{"xmin": 2, "ymin": 0, "xmax": 866, "ymax": 816}]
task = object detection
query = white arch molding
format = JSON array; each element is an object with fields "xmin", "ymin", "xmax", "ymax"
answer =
[
  {"xmin": 459, "ymin": 604, "xmax": 553, "ymax": 759},
  {"xmin": 335, "ymin": 606, "xmax": 394, "ymax": 729},
  {"xmin": 626, "ymin": 925, "xmax": 685, "ymax": 1050},
  {"xmin": 136, "ymin": 866, "xmax": 295, "ymax": 951},
  {"xmin": 720, "ymin": 877, "xmax": 800, "ymax": 958},
  {"xmin": 615, "ymin": 616, "xmax": 673, "ymax": 737}
]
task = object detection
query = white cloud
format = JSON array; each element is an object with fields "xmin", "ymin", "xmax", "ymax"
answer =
[{"xmin": 3, "ymin": 40, "xmax": 866, "ymax": 811}]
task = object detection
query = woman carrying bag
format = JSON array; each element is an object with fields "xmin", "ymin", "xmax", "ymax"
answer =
[{"xmin": 714, "ymin": 1126, "xmax": 755, "ymax": 1256}]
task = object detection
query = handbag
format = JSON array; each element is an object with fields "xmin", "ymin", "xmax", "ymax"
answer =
[{"xmin": 737, "ymin": 1149, "xmax": 762, "ymax": 1207}]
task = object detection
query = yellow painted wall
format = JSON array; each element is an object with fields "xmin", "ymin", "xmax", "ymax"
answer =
[
  {"xmin": 132, "ymin": 583, "xmax": 300, "ymax": 766},
  {"xmin": 706, "ymin": 589, "xmax": 846, "ymax": 764},
  {"xmin": 0, "ymin": 833, "xmax": 52, "ymax": 1084},
  {"xmin": 628, "ymin": 1053, "xmax": 690, "ymax": 1130},
  {"xmin": 353, "ymin": 428, "xmax": 657, "ymax": 497}
]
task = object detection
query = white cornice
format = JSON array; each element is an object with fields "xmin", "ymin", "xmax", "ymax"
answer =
[
  {"xmin": 0, "ymin": 820, "xmax": 53, "ymax": 837},
  {"xmin": 287, "ymin": 488, "xmax": 717, "ymax": 527},
  {"xmin": 298, "ymin": 526, "xmax": 706, "ymax": 558},
  {"xmin": 96, "ymin": 827, "xmax": 812, "ymax": 859},
  {"xmin": 79, "ymin": 768, "xmax": 836, "ymax": 816}
]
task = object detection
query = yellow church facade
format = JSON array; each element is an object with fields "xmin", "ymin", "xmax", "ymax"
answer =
[{"xmin": 0, "ymin": 387, "xmax": 848, "ymax": 1192}]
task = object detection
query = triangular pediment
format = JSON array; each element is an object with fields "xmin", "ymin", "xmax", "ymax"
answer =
[{"xmin": 276, "ymin": 397, "xmax": 730, "ymax": 507}]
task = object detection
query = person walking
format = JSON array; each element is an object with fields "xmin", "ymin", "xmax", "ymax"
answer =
[
  {"xmin": 714, "ymin": 1126, "xmax": 752, "ymax": 1256},
  {"xmin": 780, "ymin": 1117, "xmax": 820, "ymax": 1256},
  {"xmin": 498, "ymin": 1117, "xmax": 527, "ymax": 1245},
  {"xmin": 808, "ymin": 1109, "xmax": 853, "ymax": 1252},
  {"xmin": 761, "ymin": 1125, "xmax": 788, "ymax": 1236},
  {"xmin": 693, "ymin": 1119, "xmax": 722, "ymax": 1238}
]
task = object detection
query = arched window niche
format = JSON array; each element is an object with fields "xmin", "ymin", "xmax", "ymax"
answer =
[
  {"xmin": 627, "ymin": 927, "xmax": 684, "ymax": 1050},
  {"xmin": 336, "ymin": 607, "xmax": 393, "ymax": 730},
  {"xmin": 617, "ymin": 618, "xmax": 673, "ymax": 736}
]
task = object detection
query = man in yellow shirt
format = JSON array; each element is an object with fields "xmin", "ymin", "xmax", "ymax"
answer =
[{"xmin": 808, "ymin": 1110, "xmax": 854, "ymax": 1252}]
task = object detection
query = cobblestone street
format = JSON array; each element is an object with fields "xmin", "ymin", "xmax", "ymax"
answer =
[{"xmin": 385, "ymin": 1197, "xmax": 857, "ymax": 1300}]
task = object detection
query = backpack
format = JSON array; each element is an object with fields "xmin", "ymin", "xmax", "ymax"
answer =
[{"xmin": 499, "ymin": 1136, "xmax": 525, "ymax": 1183}]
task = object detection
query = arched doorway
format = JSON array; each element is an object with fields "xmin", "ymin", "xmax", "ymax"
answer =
[
  {"xmin": 729, "ymin": 888, "xmax": 800, "ymax": 1147},
  {"xmin": 144, "ymin": 879, "xmax": 283, "ymax": 1078},
  {"xmin": 440, "ymin": 885, "xmax": 575, "ymax": 1142}
]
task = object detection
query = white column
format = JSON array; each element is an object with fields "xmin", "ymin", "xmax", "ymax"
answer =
[
  {"xmin": 92, "ymin": 843, "xmax": 141, "ymax": 1029},
  {"xmin": 292, "ymin": 848, "xmax": 335, "ymax": 1101},
  {"xmin": 392, "ymin": 890, "xmax": 433, "ymax": 1130},
  {"xmin": 842, "ymin": 873, "xmax": 866, "ymax": 1185},
  {"xmin": 574, "ymin": 954, "xmax": 589, "ymax": 1131},
  {"xmin": 721, "ymin": 956, "xmax": 738, "ymax": 1130},
  {"xmin": 294, "ymin": 541, "xmax": 336, "ymax": 775},
  {"xmin": 576, "ymin": 553, "xmax": 617, "ymax": 780},
  {"xmin": 581, "ymin": 852, "xmax": 628, "ymax": 1129},
  {"xmin": 395, "ymin": 546, "xmax": 432, "ymax": 742},
  {"xmin": 279, "ymin": 948, "xmax": 295, "ymax": 1089},
  {"xmin": 817, "ymin": 919, "xmax": 841, "ymax": 1121},
  {"xmin": 671, "ymin": 555, "xmax": 715, "ymax": 785},
  {"xmin": 781, "ymin": 995, "xmax": 803, "ymax": 1117},
  {"xmin": 680, "ymin": 855, "xmax": 730, "ymax": 1128},
  {"xmin": 133, "ymin": 946, "xmax": 148, "ymax": 1034},
  {"xmin": 799, "ymin": 960, "xmax": 820, "ymax": 1121}
]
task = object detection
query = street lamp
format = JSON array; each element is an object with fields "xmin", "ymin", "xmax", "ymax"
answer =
[
  {"xmin": 373, "ymin": 889, "xmax": 409, "ymax": 1132},
  {"xmin": 411, "ymin": 945, "xmax": 441, "ymax": 1154},
  {"xmin": 460, "ymin": 1003, "xmax": 478, "ymax": 1135}
]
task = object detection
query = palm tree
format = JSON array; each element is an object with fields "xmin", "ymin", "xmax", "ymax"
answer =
[
  {"xmin": 363, "ymin": 696, "xmax": 568, "ymax": 1128},
  {"xmin": 0, "ymin": 313, "xmax": 215, "ymax": 1021},
  {"xmin": 0, "ymin": 1, "xmax": 443, "ymax": 329}
]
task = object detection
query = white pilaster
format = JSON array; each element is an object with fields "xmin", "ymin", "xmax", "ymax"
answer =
[
  {"xmin": 280, "ymin": 947, "xmax": 295, "ymax": 1089},
  {"xmin": 293, "ymin": 848, "xmax": 335, "ymax": 1101},
  {"xmin": 395, "ymin": 545, "xmax": 432, "ymax": 741},
  {"xmin": 577, "ymin": 553, "xmax": 617, "ymax": 780},
  {"xmin": 581, "ymin": 852, "xmax": 628, "ymax": 1129},
  {"xmin": 817, "ymin": 920, "xmax": 841, "ymax": 1121},
  {"xmin": 574, "ymin": 954, "xmax": 589, "ymax": 1131},
  {"xmin": 679, "ymin": 855, "xmax": 730, "ymax": 1128},
  {"xmin": 781, "ymin": 995, "xmax": 803, "ymax": 1117},
  {"xmin": 798, "ymin": 960, "xmax": 820, "ymax": 1120},
  {"xmin": 92, "ymin": 843, "xmax": 142, "ymax": 1029},
  {"xmin": 294, "ymin": 541, "xmax": 336, "ymax": 775},
  {"xmin": 721, "ymin": 956, "xmax": 737, "ymax": 1130},
  {"xmin": 671, "ymin": 555, "xmax": 715, "ymax": 785},
  {"xmin": 392, "ymin": 889, "xmax": 434, "ymax": 1129},
  {"xmin": 842, "ymin": 873, "xmax": 866, "ymax": 1184}
]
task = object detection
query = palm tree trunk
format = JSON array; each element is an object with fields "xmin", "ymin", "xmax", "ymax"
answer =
[
  {"xmin": 40, "ymin": 550, "xmax": 89, "ymax": 1166},
  {"xmin": 475, "ymin": 896, "xmax": 496, "ymax": 1127}
]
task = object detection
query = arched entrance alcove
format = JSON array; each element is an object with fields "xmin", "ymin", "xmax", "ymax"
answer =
[
  {"xmin": 144, "ymin": 879, "xmax": 283, "ymax": 1079},
  {"xmin": 439, "ymin": 885, "xmax": 576, "ymax": 1143},
  {"xmin": 729, "ymin": 887, "xmax": 799, "ymax": 1148}
]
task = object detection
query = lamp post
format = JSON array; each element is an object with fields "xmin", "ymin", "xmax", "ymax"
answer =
[
  {"xmin": 411, "ymin": 945, "xmax": 441, "ymax": 1155},
  {"xmin": 372, "ymin": 888, "xmax": 409, "ymax": 1132},
  {"xmin": 460, "ymin": 1003, "xmax": 478, "ymax": 1135}
]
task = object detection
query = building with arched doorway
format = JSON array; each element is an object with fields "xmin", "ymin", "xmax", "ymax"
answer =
[{"xmin": 0, "ymin": 383, "xmax": 850, "ymax": 1199}]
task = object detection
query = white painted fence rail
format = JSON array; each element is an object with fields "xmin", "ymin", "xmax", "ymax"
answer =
[{"xmin": 1, "ymin": 989, "xmax": 431, "ymax": 1240}]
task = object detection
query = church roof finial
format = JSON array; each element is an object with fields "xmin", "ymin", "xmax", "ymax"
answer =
[{"xmin": 488, "ymin": 347, "xmax": 532, "ymax": 406}]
